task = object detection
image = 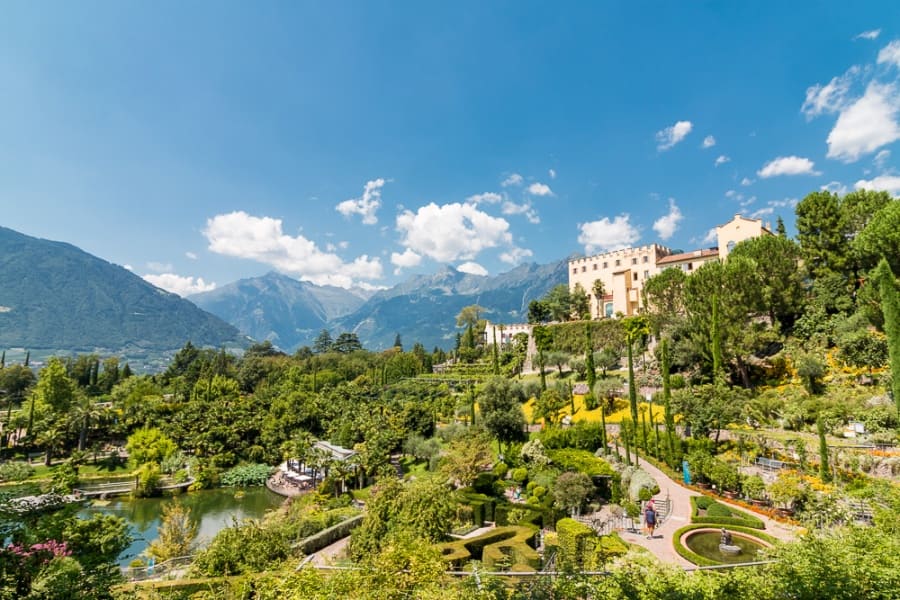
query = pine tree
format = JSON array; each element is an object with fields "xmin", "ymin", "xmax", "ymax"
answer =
[{"xmin": 776, "ymin": 216, "xmax": 787, "ymax": 236}]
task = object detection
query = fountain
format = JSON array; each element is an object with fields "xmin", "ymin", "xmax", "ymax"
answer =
[{"xmin": 682, "ymin": 528, "xmax": 769, "ymax": 565}]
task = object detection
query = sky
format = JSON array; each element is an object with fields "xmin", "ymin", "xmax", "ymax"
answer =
[{"xmin": 1, "ymin": 1, "xmax": 900, "ymax": 296}]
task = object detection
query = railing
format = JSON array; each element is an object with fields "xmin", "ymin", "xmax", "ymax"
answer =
[
  {"xmin": 74, "ymin": 477, "xmax": 194, "ymax": 497},
  {"xmin": 121, "ymin": 555, "xmax": 193, "ymax": 581}
]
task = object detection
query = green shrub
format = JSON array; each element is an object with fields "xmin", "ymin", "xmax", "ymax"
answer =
[
  {"xmin": 437, "ymin": 526, "xmax": 539, "ymax": 571},
  {"xmin": 546, "ymin": 449, "xmax": 616, "ymax": 477},
  {"xmin": 220, "ymin": 464, "xmax": 275, "ymax": 487},
  {"xmin": 493, "ymin": 462, "xmax": 509, "ymax": 479},
  {"xmin": 694, "ymin": 496, "xmax": 714, "ymax": 510},
  {"xmin": 512, "ymin": 468, "xmax": 528, "ymax": 484},
  {"xmin": 706, "ymin": 502, "xmax": 733, "ymax": 518},
  {"xmin": 0, "ymin": 462, "xmax": 34, "ymax": 483},
  {"xmin": 133, "ymin": 462, "xmax": 161, "ymax": 498},
  {"xmin": 689, "ymin": 496, "xmax": 765, "ymax": 529}
]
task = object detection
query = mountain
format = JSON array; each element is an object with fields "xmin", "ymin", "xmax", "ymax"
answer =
[
  {"xmin": 0, "ymin": 226, "xmax": 245, "ymax": 361},
  {"xmin": 330, "ymin": 260, "xmax": 569, "ymax": 350},
  {"xmin": 189, "ymin": 272, "xmax": 367, "ymax": 350}
]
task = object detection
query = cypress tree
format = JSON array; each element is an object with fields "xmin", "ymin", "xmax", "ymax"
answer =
[
  {"xmin": 1, "ymin": 350, "xmax": 5, "ymax": 369},
  {"xmin": 640, "ymin": 407, "xmax": 649, "ymax": 455},
  {"xmin": 873, "ymin": 259, "xmax": 900, "ymax": 423},
  {"xmin": 584, "ymin": 323, "xmax": 596, "ymax": 407},
  {"xmin": 491, "ymin": 328, "xmax": 500, "ymax": 376},
  {"xmin": 661, "ymin": 337, "xmax": 676, "ymax": 462},
  {"xmin": 818, "ymin": 414, "xmax": 831, "ymax": 482},
  {"xmin": 24, "ymin": 351, "xmax": 30, "ymax": 367},
  {"xmin": 599, "ymin": 405, "xmax": 608, "ymax": 454}
]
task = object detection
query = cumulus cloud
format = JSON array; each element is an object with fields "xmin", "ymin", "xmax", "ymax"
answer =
[
  {"xmin": 877, "ymin": 40, "xmax": 900, "ymax": 68},
  {"xmin": 527, "ymin": 182, "xmax": 554, "ymax": 196},
  {"xmin": 821, "ymin": 181, "xmax": 848, "ymax": 194},
  {"xmin": 185, "ymin": 252, "xmax": 198, "ymax": 260},
  {"xmin": 826, "ymin": 82, "xmax": 900, "ymax": 162},
  {"xmin": 802, "ymin": 66, "xmax": 860, "ymax": 118},
  {"xmin": 758, "ymin": 155, "xmax": 821, "ymax": 177},
  {"xmin": 855, "ymin": 29, "xmax": 881, "ymax": 41},
  {"xmin": 466, "ymin": 192, "xmax": 503, "ymax": 204},
  {"xmin": 143, "ymin": 273, "xmax": 216, "ymax": 297},
  {"xmin": 652, "ymin": 199, "xmax": 683, "ymax": 241},
  {"xmin": 701, "ymin": 228, "xmax": 717, "ymax": 245},
  {"xmin": 855, "ymin": 174, "xmax": 900, "ymax": 196},
  {"xmin": 715, "ymin": 155, "xmax": 730, "ymax": 166},
  {"xmin": 204, "ymin": 211, "xmax": 383, "ymax": 288},
  {"xmin": 578, "ymin": 214, "xmax": 640, "ymax": 254},
  {"xmin": 146, "ymin": 261, "xmax": 174, "ymax": 273},
  {"xmin": 656, "ymin": 120, "xmax": 693, "ymax": 151},
  {"xmin": 501, "ymin": 173, "xmax": 524, "ymax": 187},
  {"xmin": 702, "ymin": 135, "xmax": 716, "ymax": 148},
  {"xmin": 740, "ymin": 177, "xmax": 754, "ymax": 186},
  {"xmin": 548, "ymin": 168, "xmax": 557, "ymax": 179},
  {"xmin": 390, "ymin": 248, "xmax": 422, "ymax": 271},
  {"xmin": 395, "ymin": 202, "xmax": 513, "ymax": 262},
  {"xmin": 500, "ymin": 247, "xmax": 534, "ymax": 265},
  {"xmin": 501, "ymin": 201, "xmax": 540, "ymax": 224},
  {"xmin": 335, "ymin": 178, "xmax": 386, "ymax": 225},
  {"xmin": 457, "ymin": 262, "xmax": 488, "ymax": 276}
]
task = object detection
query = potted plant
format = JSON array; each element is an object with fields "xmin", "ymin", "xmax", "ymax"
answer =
[
  {"xmin": 709, "ymin": 460, "xmax": 742, "ymax": 498},
  {"xmin": 768, "ymin": 471, "xmax": 808, "ymax": 517},
  {"xmin": 686, "ymin": 450, "xmax": 713, "ymax": 489},
  {"xmin": 742, "ymin": 474, "xmax": 768, "ymax": 506}
]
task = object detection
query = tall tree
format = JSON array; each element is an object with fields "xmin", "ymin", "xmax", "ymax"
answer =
[
  {"xmin": 592, "ymin": 279, "xmax": 606, "ymax": 319},
  {"xmin": 873, "ymin": 259, "xmax": 900, "ymax": 421},
  {"xmin": 533, "ymin": 325, "xmax": 553, "ymax": 391},
  {"xmin": 570, "ymin": 283, "xmax": 591, "ymax": 320},
  {"xmin": 313, "ymin": 329, "xmax": 333, "ymax": 354},
  {"xmin": 545, "ymin": 284, "xmax": 573, "ymax": 322},
  {"xmin": 478, "ymin": 377, "xmax": 527, "ymax": 452},
  {"xmin": 730, "ymin": 234, "xmax": 805, "ymax": 329},
  {"xmin": 795, "ymin": 190, "xmax": 847, "ymax": 282},
  {"xmin": 622, "ymin": 316, "xmax": 650, "ymax": 425}
]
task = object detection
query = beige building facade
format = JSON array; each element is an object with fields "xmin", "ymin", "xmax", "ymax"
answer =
[{"xmin": 568, "ymin": 214, "xmax": 771, "ymax": 317}]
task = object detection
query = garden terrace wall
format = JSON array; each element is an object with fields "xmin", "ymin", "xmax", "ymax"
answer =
[{"xmin": 292, "ymin": 514, "xmax": 364, "ymax": 555}]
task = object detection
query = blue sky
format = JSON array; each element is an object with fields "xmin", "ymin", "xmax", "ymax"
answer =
[{"xmin": 1, "ymin": 2, "xmax": 899, "ymax": 296}]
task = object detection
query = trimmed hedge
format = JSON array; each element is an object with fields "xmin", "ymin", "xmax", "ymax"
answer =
[
  {"xmin": 547, "ymin": 449, "xmax": 616, "ymax": 477},
  {"xmin": 557, "ymin": 518, "xmax": 628, "ymax": 570},
  {"xmin": 458, "ymin": 491, "xmax": 496, "ymax": 526},
  {"xmin": 437, "ymin": 526, "xmax": 539, "ymax": 571},
  {"xmin": 690, "ymin": 497, "xmax": 765, "ymax": 530},
  {"xmin": 672, "ymin": 523, "xmax": 780, "ymax": 566},
  {"xmin": 494, "ymin": 503, "xmax": 549, "ymax": 528},
  {"xmin": 292, "ymin": 514, "xmax": 364, "ymax": 555}
]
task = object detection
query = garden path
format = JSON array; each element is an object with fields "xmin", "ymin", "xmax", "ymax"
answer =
[{"xmin": 614, "ymin": 455, "xmax": 797, "ymax": 567}]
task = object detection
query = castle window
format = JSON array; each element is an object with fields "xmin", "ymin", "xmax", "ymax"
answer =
[
  {"xmin": 593, "ymin": 263, "xmax": 598, "ymax": 270},
  {"xmin": 603, "ymin": 261, "xmax": 608, "ymax": 268},
  {"xmin": 573, "ymin": 268, "xmax": 577, "ymax": 274},
  {"xmin": 644, "ymin": 270, "xmax": 649, "ymax": 279},
  {"xmin": 642, "ymin": 255, "xmax": 649, "ymax": 263},
  {"xmin": 615, "ymin": 259, "xmax": 621, "ymax": 267},
  {"xmin": 631, "ymin": 257, "xmax": 638, "ymax": 265},
  {"xmin": 633, "ymin": 272, "xmax": 638, "ymax": 281},
  {"xmin": 581, "ymin": 266, "xmax": 586, "ymax": 273}
]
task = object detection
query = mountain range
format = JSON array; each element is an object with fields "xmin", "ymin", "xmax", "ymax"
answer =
[
  {"xmin": 193, "ymin": 261, "xmax": 569, "ymax": 351},
  {"xmin": 0, "ymin": 225, "xmax": 568, "ymax": 361},
  {"xmin": 0, "ymin": 226, "xmax": 245, "ymax": 367}
]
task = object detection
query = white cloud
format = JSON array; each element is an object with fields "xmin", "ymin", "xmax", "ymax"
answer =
[
  {"xmin": 395, "ymin": 202, "xmax": 513, "ymax": 262},
  {"xmin": 204, "ymin": 211, "xmax": 383, "ymax": 288},
  {"xmin": 821, "ymin": 181, "xmax": 848, "ymax": 195},
  {"xmin": 874, "ymin": 149, "xmax": 892, "ymax": 169},
  {"xmin": 143, "ymin": 273, "xmax": 216, "ymax": 297},
  {"xmin": 391, "ymin": 247, "xmax": 422, "ymax": 268},
  {"xmin": 578, "ymin": 214, "xmax": 640, "ymax": 254},
  {"xmin": 769, "ymin": 197, "xmax": 799, "ymax": 208},
  {"xmin": 757, "ymin": 155, "xmax": 821, "ymax": 177},
  {"xmin": 750, "ymin": 207, "xmax": 774, "ymax": 219},
  {"xmin": 548, "ymin": 168, "xmax": 557, "ymax": 179},
  {"xmin": 714, "ymin": 155, "xmax": 730, "ymax": 166},
  {"xmin": 656, "ymin": 120, "xmax": 693, "ymax": 151},
  {"xmin": 501, "ymin": 201, "xmax": 540, "ymax": 224},
  {"xmin": 740, "ymin": 177, "xmax": 754, "ymax": 186},
  {"xmin": 500, "ymin": 247, "xmax": 534, "ymax": 265},
  {"xmin": 855, "ymin": 174, "xmax": 900, "ymax": 196},
  {"xmin": 466, "ymin": 192, "xmax": 503, "ymax": 204},
  {"xmin": 740, "ymin": 196, "xmax": 757, "ymax": 208},
  {"xmin": 501, "ymin": 173, "xmax": 524, "ymax": 187},
  {"xmin": 185, "ymin": 251, "xmax": 198, "ymax": 260},
  {"xmin": 701, "ymin": 228, "xmax": 717, "ymax": 245},
  {"xmin": 335, "ymin": 178, "xmax": 386, "ymax": 225},
  {"xmin": 702, "ymin": 135, "xmax": 716, "ymax": 148},
  {"xmin": 826, "ymin": 82, "xmax": 900, "ymax": 162},
  {"xmin": 338, "ymin": 241, "xmax": 349, "ymax": 249},
  {"xmin": 457, "ymin": 262, "xmax": 488, "ymax": 276},
  {"xmin": 877, "ymin": 40, "xmax": 900, "ymax": 68},
  {"xmin": 725, "ymin": 189, "xmax": 738, "ymax": 199},
  {"xmin": 123, "ymin": 264, "xmax": 133, "ymax": 271},
  {"xmin": 527, "ymin": 182, "xmax": 554, "ymax": 196},
  {"xmin": 652, "ymin": 199, "xmax": 683, "ymax": 241},
  {"xmin": 855, "ymin": 29, "xmax": 881, "ymax": 41},
  {"xmin": 802, "ymin": 66, "xmax": 860, "ymax": 118},
  {"xmin": 146, "ymin": 261, "xmax": 174, "ymax": 273}
]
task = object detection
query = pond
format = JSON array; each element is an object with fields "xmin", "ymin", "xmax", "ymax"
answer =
[
  {"xmin": 684, "ymin": 530, "xmax": 767, "ymax": 564},
  {"xmin": 79, "ymin": 487, "xmax": 284, "ymax": 566}
]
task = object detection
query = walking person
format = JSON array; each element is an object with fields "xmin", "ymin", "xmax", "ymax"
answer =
[{"xmin": 644, "ymin": 502, "xmax": 657, "ymax": 539}]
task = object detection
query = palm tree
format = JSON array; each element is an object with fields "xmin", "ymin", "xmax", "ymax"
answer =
[
  {"xmin": 37, "ymin": 426, "xmax": 66, "ymax": 467},
  {"xmin": 71, "ymin": 395, "xmax": 102, "ymax": 451},
  {"xmin": 592, "ymin": 279, "xmax": 606, "ymax": 319}
]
